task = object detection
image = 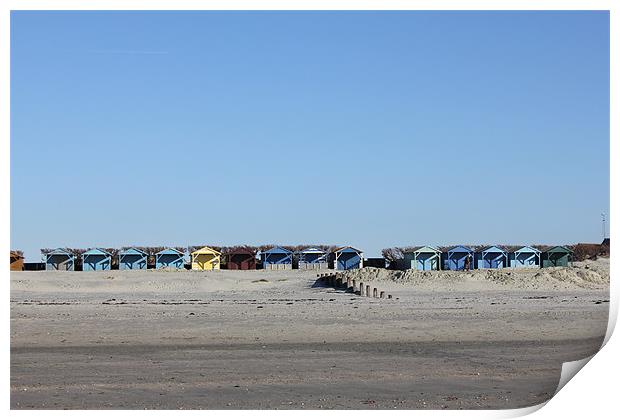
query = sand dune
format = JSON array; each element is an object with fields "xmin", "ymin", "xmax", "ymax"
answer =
[{"xmin": 334, "ymin": 258, "xmax": 610, "ymax": 292}]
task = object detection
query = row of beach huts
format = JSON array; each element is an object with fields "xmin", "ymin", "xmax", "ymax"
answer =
[{"xmin": 10, "ymin": 245, "xmax": 575, "ymax": 272}]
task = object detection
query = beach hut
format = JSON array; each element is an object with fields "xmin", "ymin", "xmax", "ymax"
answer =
[
  {"xmin": 442, "ymin": 246, "xmax": 474, "ymax": 271},
  {"xmin": 508, "ymin": 246, "xmax": 541, "ymax": 269},
  {"xmin": 475, "ymin": 246, "xmax": 508, "ymax": 269},
  {"xmin": 44, "ymin": 248, "xmax": 75, "ymax": 271},
  {"xmin": 541, "ymin": 246, "xmax": 572, "ymax": 268},
  {"xmin": 23, "ymin": 262, "xmax": 45, "ymax": 271},
  {"xmin": 224, "ymin": 249, "xmax": 257, "ymax": 270},
  {"xmin": 261, "ymin": 246, "xmax": 293, "ymax": 270},
  {"xmin": 403, "ymin": 246, "xmax": 441, "ymax": 271},
  {"xmin": 363, "ymin": 258, "xmax": 387, "ymax": 269},
  {"xmin": 82, "ymin": 248, "xmax": 112, "ymax": 271},
  {"xmin": 156, "ymin": 248, "xmax": 185, "ymax": 269},
  {"xmin": 119, "ymin": 247, "xmax": 148, "ymax": 270},
  {"xmin": 601, "ymin": 238, "xmax": 610, "ymax": 256},
  {"xmin": 10, "ymin": 251, "xmax": 24, "ymax": 271},
  {"xmin": 298, "ymin": 247, "xmax": 328, "ymax": 270},
  {"xmin": 332, "ymin": 246, "xmax": 363, "ymax": 271},
  {"xmin": 191, "ymin": 246, "xmax": 221, "ymax": 270}
]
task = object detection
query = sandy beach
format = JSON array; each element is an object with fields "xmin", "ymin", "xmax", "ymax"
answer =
[{"xmin": 10, "ymin": 259, "xmax": 610, "ymax": 409}]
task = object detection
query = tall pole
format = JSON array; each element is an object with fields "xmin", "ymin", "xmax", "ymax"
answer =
[{"xmin": 601, "ymin": 213, "xmax": 606, "ymax": 239}]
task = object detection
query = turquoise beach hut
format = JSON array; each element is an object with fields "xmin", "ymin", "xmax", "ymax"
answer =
[
  {"xmin": 509, "ymin": 246, "xmax": 541, "ymax": 269},
  {"xmin": 541, "ymin": 246, "xmax": 572, "ymax": 268},
  {"xmin": 442, "ymin": 246, "xmax": 474, "ymax": 271},
  {"xmin": 119, "ymin": 247, "xmax": 148, "ymax": 270},
  {"xmin": 403, "ymin": 246, "xmax": 441, "ymax": 271},
  {"xmin": 475, "ymin": 246, "xmax": 508, "ymax": 269},
  {"xmin": 82, "ymin": 248, "xmax": 112, "ymax": 271},
  {"xmin": 44, "ymin": 248, "xmax": 75, "ymax": 271},
  {"xmin": 156, "ymin": 248, "xmax": 185, "ymax": 269}
]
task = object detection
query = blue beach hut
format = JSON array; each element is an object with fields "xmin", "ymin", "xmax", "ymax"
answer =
[
  {"xmin": 298, "ymin": 247, "xmax": 328, "ymax": 270},
  {"xmin": 82, "ymin": 248, "xmax": 112, "ymax": 271},
  {"xmin": 332, "ymin": 246, "xmax": 364, "ymax": 271},
  {"xmin": 156, "ymin": 248, "xmax": 185, "ymax": 269},
  {"xmin": 119, "ymin": 247, "xmax": 148, "ymax": 270},
  {"xmin": 509, "ymin": 246, "xmax": 541, "ymax": 269},
  {"xmin": 261, "ymin": 246, "xmax": 294, "ymax": 270},
  {"xmin": 44, "ymin": 248, "xmax": 75, "ymax": 271},
  {"xmin": 475, "ymin": 246, "xmax": 508, "ymax": 269},
  {"xmin": 442, "ymin": 246, "xmax": 474, "ymax": 271}
]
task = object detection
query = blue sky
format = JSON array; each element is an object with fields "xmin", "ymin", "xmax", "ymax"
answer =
[{"xmin": 11, "ymin": 11, "xmax": 609, "ymax": 260}]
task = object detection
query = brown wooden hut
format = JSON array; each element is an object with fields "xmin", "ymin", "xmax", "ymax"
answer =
[
  {"xmin": 223, "ymin": 249, "xmax": 257, "ymax": 270},
  {"xmin": 10, "ymin": 251, "xmax": 24, "ymax": 271}
]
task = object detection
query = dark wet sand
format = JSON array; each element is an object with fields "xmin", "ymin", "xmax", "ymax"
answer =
[{"xmin": 11, "ymin": 338, "xmax": 603, "ymax": 409}]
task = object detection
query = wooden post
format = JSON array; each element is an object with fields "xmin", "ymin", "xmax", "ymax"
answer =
[
  {"xmin": 360, "ymin": 282, "xmax": 365, "ymax": 296},
  {"xmin": 366, "ymin": 285, "xmax": 371, "ymax": 297},
  {"xmin": 373, "ymin": 288, "xmax": 378, "ymax": 298},
  {"xmin": 352, "ymin": 280, "xmax": 357, "ymax": 289},
  {"xmin": 380, "ymin": 291, "xmax": 385, "ymax": 299}
]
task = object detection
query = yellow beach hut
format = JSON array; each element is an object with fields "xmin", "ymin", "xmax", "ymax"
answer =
[{"xmin": 191, "ymin": 246, "xmax": 221, "ymax": 270}]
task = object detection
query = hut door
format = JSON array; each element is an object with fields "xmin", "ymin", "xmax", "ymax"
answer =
[{"xmin": 551, "ymin": 253, "xmax": 559, "ymax": 266}]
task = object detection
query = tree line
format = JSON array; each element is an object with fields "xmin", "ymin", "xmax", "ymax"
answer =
[
  {"xmin": 40, "ymin": 244, "xmax": 341, "ymax": 257},
  {"xmin": 381, "ymin": 242, "xmax": 610, "ymax": 263}
]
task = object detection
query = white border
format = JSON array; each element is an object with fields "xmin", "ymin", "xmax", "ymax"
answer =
[
  {"xmin": 3, "ymin": 1, "xmax": 616, "ymax": 419},
  {"xmin": 0, "ymin": 0, "xmax": 616, "ymax": 11}
]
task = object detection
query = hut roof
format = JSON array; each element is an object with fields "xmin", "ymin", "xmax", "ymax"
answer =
[
  {"xmin": 223, "ymin": 248, "xmax": 256, "ymax": 256},
  {"xmin": 83, "ymin": 248, "xmax": 112, "ymax": 256},
  {"xmin": 119, "ymin": 247, "xmax": 148, "ymax": 256},
  {"xmin": 476, "ymin": 245, "xmax": 507, "ymax": 253},
  {"xmin": 510, "ymin": 245, "xmax": 541, "ymax": 254},
  {"xmin": 156, "ymin": 248, "xmax": 184, "ymax": 256},
  {"xmin": 191, "ymin": 246, "xmax": 221, "ymax": 256},
  {"xmin": 334, "ymin": 246, "xmax": 363, "ymax": 254},
  {"xmin": 263, "ymin": 246, "xmax": 293, "ymax": 255},
  {"xmin": 299, "ymin": 247, "xmax": 327, "ymax": 254},
  {"xmin": 445, "ymin": 245, "xmax": 474, "ymax": 253},
  {"xmin": 407, "ymin": 245, "xmax": 441, "ymax": 254},
  {"xmin": 542, "ymin": 245, "xmax": 573, "ymax": 253},
  {"xmin": 44, "ymin": 248, "xmax": 74, "ymax": 257}
]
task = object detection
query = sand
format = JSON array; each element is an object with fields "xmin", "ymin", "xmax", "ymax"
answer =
[{"xmin": 10, "ymin": 259, "xmax": 610, "ymax": 409}]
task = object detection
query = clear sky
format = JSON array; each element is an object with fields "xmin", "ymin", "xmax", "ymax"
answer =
[{"xmin": 10, "ymin": 11, "xmax": 609, "ymax": 260}]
